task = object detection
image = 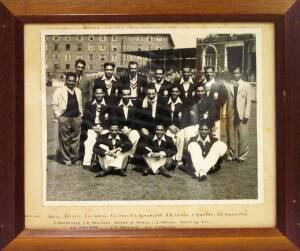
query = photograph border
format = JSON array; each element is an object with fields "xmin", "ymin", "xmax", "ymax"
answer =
[{"xmin": 0, "ymin": 0, "xmax": 300, "ymax": 250}]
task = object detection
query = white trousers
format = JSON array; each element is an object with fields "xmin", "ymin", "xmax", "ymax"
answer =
[
  {"xmin": 83, "ymin": 129, "xmax": 108, "ymax": 165},
  {"xmin": 176, "ymin": 125, "xmax": 199, "ymax": 161},
  {"xmin": 126, "ymin": 129, "xmax": 140, "ymax": 158},
  {"xmin": 97, "ymin": 145, "xmax": 130, "ymax": 170},
  {"xmin": 188, "ymin": 141, "xmax": 227, "ymax": 177},
  {"xmin": 143, "ymin": 156, "xmax": 171, "ymax": 174}
]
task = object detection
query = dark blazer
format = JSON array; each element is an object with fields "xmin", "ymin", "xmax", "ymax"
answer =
[
  {"xmin": 81, "ymin": 100, "xmax": 110, "ymax": 132},
  {"xmin": 174, "ymin": 79, "xmax": 197, "ymax": 107},
  {"xmin": 93, "ymin": 76, "xmax": 122, "ymax": 106},
  {"xmin": 151, "ymin": 79, "xmax": 172, "ymax": 104},
  {"xmin": 188, "ymin": 134, "xmax": 218, "ymax": 158},
  {"xmin": 200, "ymin": 79, "xmax": 227, "ymax": 121},
  {"xmin": 93, "ymin": 133, "xmax": 133, "ymax": 157},
  {"xmin": 135, "ymin": 99, "xmax": 171, "ymax": 133},
  {"xmin": 188, "ymin": 96, "xmax": 216, "ymax": 127},
  {"xmin": 166, "ymin": 99, "xmax": 184, "ymax": 129},
  {"xmin": 139, "ymin": 134, "xmax": 177, "ymax": 157},
  {"xmin": 110, "ymin": 100, "xmax": 138, "ymax": 129},
  {"xmin": 120, "ymin": 73, "xmax": 147, "ymax": 100}
]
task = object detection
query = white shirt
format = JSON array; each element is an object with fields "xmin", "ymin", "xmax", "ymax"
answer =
[
  {"xmin": 108, "ymin": 134, "xmax": 121, "ymax": 146},
  {"xmin": 142, "ymin": 97, "xmax": 158, "ymax": 118},
  {"xmin": 180, "ymin": 77, "xmax": 194, "ymax": 97},
  {"xmin": 153, "ymin": 135, "xmax": 166, "ymax": 146},
  {"xmin": 101, "ymin": 75, "xmax": 116, "ymax": 96},
  {"xmin": 168, "ymin": 97, "xmax": 182, "ymax": 120},
  {"xmin": 153, "ymin": 78, "xmax": 164, "ymax": 93},
  {"xmin": 92, "ymin": 99, "xmax": 106, "ymax": 125},
  {"xmin": 119, "ymin": 99, "xmax": 133, "ymax": 120}
]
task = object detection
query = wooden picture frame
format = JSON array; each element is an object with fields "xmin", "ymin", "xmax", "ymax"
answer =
[{"xmin": 0, "ymin": 0, "xmax": 299, "ymax": 250}]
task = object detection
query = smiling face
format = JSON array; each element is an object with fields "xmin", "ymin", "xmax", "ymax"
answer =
[
  {"xmin": 155, "ymin": 125, "xmax": 165, "ymax": 139},
  {"xmin": 66, "ymin": 75, "xmax": 76, "ymax": 90}
]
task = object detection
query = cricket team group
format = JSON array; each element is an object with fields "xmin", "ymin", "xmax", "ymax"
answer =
[{"xmin": 51, "ymin": 58, "xmax": 252, "ymax": 181}]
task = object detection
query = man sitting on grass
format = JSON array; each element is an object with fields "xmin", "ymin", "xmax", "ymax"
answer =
[
  {"xmin": 93, "ymin": 122, "xmax": 133, "ymax": 177},
  {"xmin": 138, "ymin": 124, "xmax": 177, "ymax": 178},
  {"xmin": 187, "ymin": 120, "xmax": 227, "ymax": 181}
]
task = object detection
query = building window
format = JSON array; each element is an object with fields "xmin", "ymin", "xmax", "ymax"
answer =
[
  {"xmin": 112, "ymin": 46, "xmax": 117, "ymax": 52},
  {"xmin": 89, "ymin": 64, "xmax": 93, "ymax": 70},
  {"xmin": 89, "ymin": 54, "xmax": 93, "ymax": 60},
  {"xmin": 53, "ymin": 54, "xmax": 59, "ymax": 59},
  {"xmin": 156, "ymin": 46, "xmax": 161, "ymax": 50},
  {"xmin": 157, "ymin": 36, "xmax": 163, "ymax": 41},
  {"xmin": 77, "ymin": 44, "xmax": 82, "ymax": 51},
  {"xmin": 66, "ymin": 44, "xmax": 70, "ymax": 51},
  {"xmin": 53, "ymin": 36, "xmax": 60, "ymax": 41},
  {"xmin": 137, "ymin": 36, "xmax": 143, "ymax": 41},
  {"xmin": 99, "ymin": 54, "xmax": 106, "ymax": 61},
  {"xmin": 54, "ymin": 44, "xmax": 59, "ymax": 51},
  {"xmin": 147, "ymin": 36, "xmax": 152, "ymax": 42},
  {"xmin": 54, "ymin": 64, "xmax": 60, "ymax": 69},
  {"xmin": 76, "ymin": 36, "xmax": 83, "ymax": 41},
  {"xmin": 112, "ymin": 55, "xmax": 117, "ymax": 61},
  {"xmin": 65, "ymin": 54, "xmax": 71, "ymax": 61},
  {"xmin": 99, "ymin": 44, "xmax": 106, "ymax": 51},
  {"xmin": 138, "ymin": 47, "xmax": 142, "ymax": 51},
  {"xmin": 88, "ymin": 36, "xmax": 94, "ymax": 41},
  {"xmin": 112, "ymin": 35, "xmax": 117, "ymax": 41},
  {"xmin": 66, "ymin": 64, "xmax": 70, "ymax": 69},
  {"xmin": 204, "ymin": 46, "xmax": 217, "ymax": 67},
  {"xmin": 88, "ymin": 45, "xmax": 94, "ymax": 51},
  {"xmin": 65, "ymin": 36, "xmax": 71, "ymax": 41},
  {"xmin": 99, "ymin": 35, "xmax": 106, "ymax": 41}
]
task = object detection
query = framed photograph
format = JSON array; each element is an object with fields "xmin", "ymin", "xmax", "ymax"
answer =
[{"xmin": 0, "ymin": 1, "xmax": 300, "ymax": 250}]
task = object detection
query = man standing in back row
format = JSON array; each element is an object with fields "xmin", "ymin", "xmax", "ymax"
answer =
[
  {"xmin": 200, "ymin": 66, "xmax": 227, "ymax": 139},
  {"xmin": 226, "ymin": 67, "xmax": 252, "ymax": 163}
]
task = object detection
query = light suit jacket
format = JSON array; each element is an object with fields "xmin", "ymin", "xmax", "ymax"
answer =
[
  {"xmin": 51, "ymin": 86, "xmax": 83, "ymax": 119},
  {"xmin": 226, "ymin": 79, "xmax": 251, "ymax": 120}
]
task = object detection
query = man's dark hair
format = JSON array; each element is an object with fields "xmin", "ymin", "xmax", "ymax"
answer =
[
  {"xmin": 155, "ymin": 67, "xmax": 165, "ymax": 74},
  {"xmin": 170, "ymin": 84, "xmax": 180, "ymax": 91},
  {"xmin": 104, "ymin": 62, "xmax": 116, "ymax": 69},
  {"xmin": 128, "ymin": 61, "xmax": 138, "ymax": 68},
  {"xmin": 155, "ymin": 124, "xmax": 166, "ymax": 131},
  {"xmin": 146, "ymin": 83, "xmax": 157, "ymax": 92},
  {"xmin": 204, "ymin": 65, "xmax": 215, "ymax": 72},
  {"xmin": 65, "ymin": 72, "xmax": 77, "ymax": 80},
  {"xmin": 110, "ymin": 120, "xmax": 120, "ymax": 128},
  {"xmin": 94, "ymin": 86, "xmax": 105, "ymax": 93},
  {"xmin": 181, "ymin": 65, "xmax": 191, "ymax": 71},
  {"xmin": 75, "ymin": 59, "xmax": 86, "ymax": 67},
  {"xmin": 121, "ymin": 86, "xmax": 131, "ymax": 93},
  {"xmin": 199, "ymin": 119, "xmax": 213, "ymax": 130}
]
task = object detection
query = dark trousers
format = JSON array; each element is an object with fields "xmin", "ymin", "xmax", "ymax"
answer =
[{"xmin": 58, "ymin": 116, "xmax": 81, "ymax": 164}]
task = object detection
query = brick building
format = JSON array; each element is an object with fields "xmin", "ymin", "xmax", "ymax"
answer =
[{"xmin": 45, "ymin": 34, "xmax": 175, "ymax": 81}]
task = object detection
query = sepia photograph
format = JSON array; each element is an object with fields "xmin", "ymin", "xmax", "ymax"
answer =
[{"xmin": 42, "ymin": 29, "xmax": 261, "ymax": 203}]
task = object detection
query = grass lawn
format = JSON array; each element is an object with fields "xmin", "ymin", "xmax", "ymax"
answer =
[{"xmin": 46, "ymin": 87, "xmax": 258, "ymax": 201}]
